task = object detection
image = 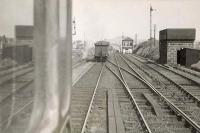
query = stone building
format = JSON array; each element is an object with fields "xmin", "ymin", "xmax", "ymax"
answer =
[{"xmin": 159, "ymin": 28, "xmax": 196, "ymax": 64}]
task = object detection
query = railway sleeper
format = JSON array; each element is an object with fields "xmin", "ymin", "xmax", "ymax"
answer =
[
  {"xmin": 121, "ymin": 54, "xmax": 200, "ymax": 132},
  {"xmin": 142, "ymin": 93, "xmax": 162, "ymax": 117}
]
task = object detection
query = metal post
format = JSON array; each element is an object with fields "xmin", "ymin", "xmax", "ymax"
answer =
[
  {"xmin": 132, "ymin": 40, "xmax": 134, "ymax": 54},
  {"xmin": 150, "ymin": 5, "xmax": 156, "ymax": 40},
  {"xmin": 154, "ymin": 24, "xmax": 156, "ymax": 46},
  {"xmin": 150, "ymin": 6, "xmax": 152, "ymax": 40},
  {"xmin": 27, "ymin": 0, "xmax": 60, "ymax": 132},
  {"xmin": 121, "ymin": 32, "xmax": 124, "ymax": 53},
  {"xmin": 27, "ymin": 0, "xmax": 72, "ymax": 132},
  {"xmin": 135, "ymin": 34, "xmax": 137, "ymax": 46},
  {"xmin": 150, "ymin": 5, "xmax": 156, "ymax": 48},
  {"xmin": 59, "ymin": 0, "xmax": 72, "ymax": 132}
]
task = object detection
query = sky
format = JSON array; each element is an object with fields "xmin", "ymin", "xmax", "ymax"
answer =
[{"xmin": 0, "ymin": 0, "xmax": 200, "ymax": 42}]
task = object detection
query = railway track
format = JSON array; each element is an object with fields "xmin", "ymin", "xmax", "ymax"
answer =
[
  {"xmin": 123, "ymin": 54, "xmax": 200, "ymax": 125},
  {"xmin": 71, "ymin": 63, "xmax": 105, "ymax": 133},
  {"xmin": 0, "ymin": 60, "xmax": 88, "ymax": 132},
  {"xmin": 0, "ymin": 59, "xmax": 83, "ymax": 87},
  {"xmin": 132, "ymin": 54, "xmax": 200, "ymax": 85},
  {"xmin": 112, "ymin": 53, "xmax": 200, "ymax": 132},
  {"xmin": 1, "ymin": 54, "xmax": 200, "ymax": 133},
  {"xmin": 0, "ymin": 71, "xmax": 34, "ymax": 130},
  {"xmin": 167, "ymin": 64, "xmax": 200, "ymax": 80},
  {"xmin": 0, "ymin": 64, "xmax": 26, "ymax": 72},
  {"xmin": 0, "ymin": 63, "xmax": 33, "ymax": 86},
  {"xmin": 0, "ymin": 63, "xmax": 34, "ymax": 130},
  {"xmin": 0, "ymin": 63, "xmax": 34, "ymax": 106},
  {"xmin": 72, "ymin": 54, "xmax": 200, "ymax": 133},
  {"xmin": 107, "ymin": 54, "xmax": 200, "ymax": 133},
  {"xmin": 106, "ymin": 56, "xmax": 151, "ymax": 133}
]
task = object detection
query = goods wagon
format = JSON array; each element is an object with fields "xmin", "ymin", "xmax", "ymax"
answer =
[
  {"xmin": 177, "ymin": 48, "xmax": 200, "ymax": 67},
  {"xmin": 94, "ymin": 41, "xmax": 109, "ymax": 62}
]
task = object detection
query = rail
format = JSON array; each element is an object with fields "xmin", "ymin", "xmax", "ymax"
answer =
[
  {"xmin": 72, "ymin": 60, "xmax": 86, "ymax": 69},
  {"xmin": 106, "ymin": 54, "xmax": 152, "ymax": 133},
  {"xmin": 169, "ymin": 64, "xmax": 200, "ymax": 79},
  {"xmin": 0, "ymin": 61, "xmax": 92, "ymax": 131},
  {"xmin": 0, "ymin": 62, "xmax": 34, "ymax": 71},
  {"xmin": 117, "ymin": 54, "xmax": 200, "ymax": 133},
  {"xmin": 80, "ymin": 63, "xmax": 105, "ymax": 133},
  {"xmin": 132, "ymin": 54, "xmax": 200, "ymax": 86},
  {"xmin": 126, "ymin": 54, "xmax": 200, "ymax": 106}
]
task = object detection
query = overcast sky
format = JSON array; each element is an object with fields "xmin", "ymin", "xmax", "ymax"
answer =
[{"xmin": 0, "ymin": 0, "xmax": 200, "ymax": 41}]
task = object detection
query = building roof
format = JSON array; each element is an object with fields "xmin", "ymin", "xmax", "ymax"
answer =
[
  {"xmin": 159, "ymin": 28, "xmax": 196, "ymax": 41},
  {"xmin": 95, "ymin": 41, "xmax": 110, "ymax": 46},
  {"xmin": 15, "ymin": 25, "xmax": 34, "ymax": 40},
  {"xmin": 123, "ymin": 37, "xmax": 133, "ymax": 41}
]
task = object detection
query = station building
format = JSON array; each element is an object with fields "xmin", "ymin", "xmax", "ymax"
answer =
[
  {"xmin": 159, "ymin": 28, "xmax": 196, "ymax": 64},
  {"xmin": 122, "ymin": 37, "xmax": 134, "ymax": 54}
]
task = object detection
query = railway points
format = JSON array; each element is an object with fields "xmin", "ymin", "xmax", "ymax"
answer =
[
  {"xmin": 122, "ymin": 54, "xmax": 200, "ymax": 131},
  {"xmin": 0, "ymin": 52, "xmax": 200, "ymax": 133},
  {"xmin": 107, "ymin": 54, "xmax": 198, "ymax": 133}
]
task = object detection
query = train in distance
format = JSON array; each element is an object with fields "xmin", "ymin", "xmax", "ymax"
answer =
[{"xmin": 94, "ymin": 41, "xmax": 110, "ymax": 62}]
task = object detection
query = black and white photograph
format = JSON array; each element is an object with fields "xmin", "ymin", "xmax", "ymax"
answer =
[{"xmin": 0, "ymin": 0, "xmax": 200, "ymax": 133}]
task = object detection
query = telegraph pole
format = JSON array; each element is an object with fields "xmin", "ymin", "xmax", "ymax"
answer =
[
  {"xmin": 154, "ymin": 24, "xmax": 156, "ymax": 46},
  {"xmin": 83, "ymin": 32, "xmax": 86, "ymax": 50},
  {"xmin": 135, "ymin": 33, "xmax": 137, "ymax": 46},
  {"xmin": 121, "ymin": 32, "xmax": 124, "ymax": 53},
  {"xmin": 150, "ymin": 5, "xmax": 155, "ymax": 40}
]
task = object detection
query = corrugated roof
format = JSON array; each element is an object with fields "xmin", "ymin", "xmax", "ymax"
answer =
[{"xmin": 15, "ymin": 25, "xmax": 34, "ymax": 40}]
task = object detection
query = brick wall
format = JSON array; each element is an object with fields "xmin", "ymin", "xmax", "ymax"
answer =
[{"xmin": 167, "ymin": 43, "xmax": 193, "ymax": 64}]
